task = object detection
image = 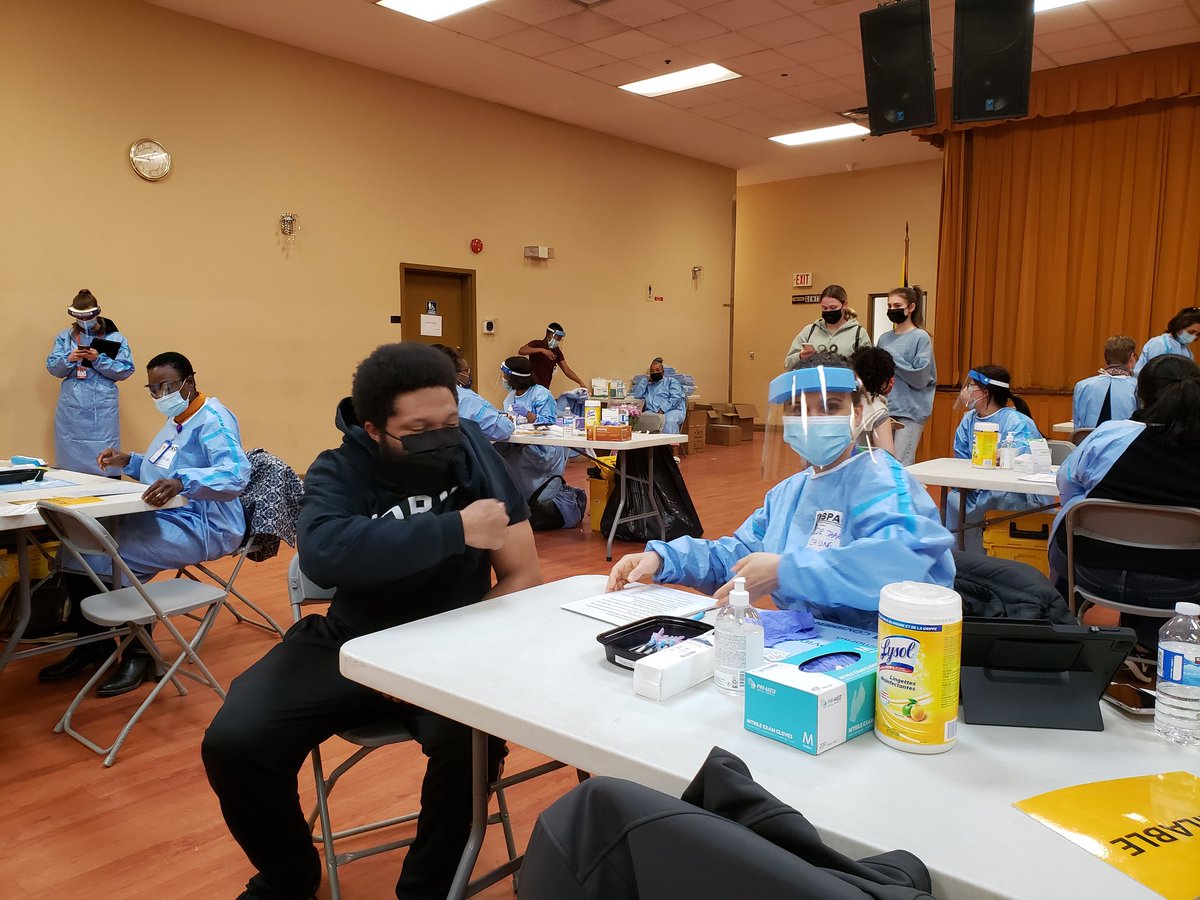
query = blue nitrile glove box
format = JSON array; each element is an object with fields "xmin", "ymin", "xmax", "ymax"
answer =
[{"xmin": 744, "ymin": 639, "xmax": 878, "ymax": 756}]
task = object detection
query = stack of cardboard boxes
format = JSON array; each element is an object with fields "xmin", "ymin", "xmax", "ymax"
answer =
[{"xmin": 682, "ymin": 401, "xmax": 758, "ymax": 452}]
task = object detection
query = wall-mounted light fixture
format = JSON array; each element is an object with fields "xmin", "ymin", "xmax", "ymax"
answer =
[{"xmin": 280, "ymin": 213, "xmax": 299, "ymax": 242}]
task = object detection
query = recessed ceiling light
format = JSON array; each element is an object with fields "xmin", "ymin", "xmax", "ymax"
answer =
[
  {"xmin": 375, "ymin": 0, "xmax": 490, "ymax": 23},
  {"xmin": 619, "ymin": 64, "xmax": 741, "ymax": 97},
  {"xmin": 769, "ymin": 123, "xmax": 870, "ymax": 146},
  {"xmin": 1033, "ymin": 0, "xmax": 1088, "ymax": 11}
]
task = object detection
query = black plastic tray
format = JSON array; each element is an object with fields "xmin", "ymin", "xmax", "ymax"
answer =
[
  {"xmin": 0, "ymin": 467, "xmax": 44, "ymax": 486},
  {"xmin": 596, "ymin": 615, "xmax": 713, "ymax": 670}
]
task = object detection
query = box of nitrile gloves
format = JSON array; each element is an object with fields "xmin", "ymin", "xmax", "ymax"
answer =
[{"xmin": 744, "ymin": 640, "xmax": 878, "ymax": 756}]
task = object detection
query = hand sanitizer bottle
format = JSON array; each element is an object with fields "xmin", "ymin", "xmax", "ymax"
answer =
[
  {"xmin": 998, "ymin": 432, "xmax": 1017, "ymax": 469},
  {"xmin": 714, "ymin": 577, "xmax": 764, "ymax": 696}
]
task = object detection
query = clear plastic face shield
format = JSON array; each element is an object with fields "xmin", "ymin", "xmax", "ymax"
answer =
[
  {"xmin": 763, "ymin": 366, "xmax": 865, "ymax": 481},
  {"xmin": 954, "ymin": 368, "xmax": 1009, "ymax": 412},
  {"xmin": 497, "ymin": 361, "xmax": 535, "ymax": 415},
  {"xmin": 546, "ymin": 326, "xmax": 565, "ymax": 350}
]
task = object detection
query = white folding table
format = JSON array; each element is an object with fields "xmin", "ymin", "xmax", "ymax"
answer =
[
  {"xmin": 906, "ymin": 457, "xmax": 1060, "ymax": 550},
  {"xmin": 342, "ymin": 575, "xmax": 1185, "ymax": 900},
  {"xmin": 0, "ymin": 467, "xmax": 185, "ymax": 673},
  {"xmin": 503, "ymin": 430, "xmax": 687, "ymax": 560}
]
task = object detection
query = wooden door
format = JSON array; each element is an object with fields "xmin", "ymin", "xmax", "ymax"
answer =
[{"xmin": 397, "ymin": 264, "xmax": 477, "ymax": 375}]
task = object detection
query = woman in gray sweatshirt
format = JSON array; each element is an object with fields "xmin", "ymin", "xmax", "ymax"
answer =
[{"xmin": 877, "ymin": 286, "xmax": 936, "ymax": 466}]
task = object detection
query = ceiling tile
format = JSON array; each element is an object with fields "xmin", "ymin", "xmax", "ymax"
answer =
[
  {"xmin": 815, "ymin": 53, "xmax": 865, "ymax": 79},
  {"xmin": 626, "ymin": 48, "xmax": 708, "ymax": 71},
  {"xmin": 595, "ymin": 0, "xmax": 689, "ymax": 28},
  {"xmin": 1033, "ymin": 4, "xmax": 1101, "ymax": 34},
  {"xmin": 539, "ymin": 11, "xmax": 628, "ymax": 41},
  {"xmin": 820, "ymin": 90, "xmax": 868, "ymax": 112},
  {"xmin": 834, "ymin": 75, "xmax": 864, "ymax": 92},
  {"xmin": 928, "ymin": 4, "xmax": 954, "ymax": 35},
  {"xmin": 1123, "ymin": 24, "xmax": 1200, "ymax": 51},
  {"xmin": 719, "ymin": 110, "xmax": 782, "ymax": 129},
  {"xmin": 1048, "ymin": 40, "xmax": 1129, "ymax": 67},
  {"xmin": 770, "ymin": 111, "xmax": 846, "ymax": 134},
  {"xmin": 797, "ymin": 1, "xmax": 874, "ymax": 33},
  {"xmin": 689, "ymin": 97, "xmax": 754, "ymax": 118},
  {"xmin": 751, "ymin": 62, "xmax": 826, "ymax": 86},
  {"xmin": 703, "ymin": 74, "xmax": 780, "ymax": 98},
  {"xmin": 785, "ymin": 78, "xmax": 854, "ymax": 101},
  {"xmin": 669, "ymin": 0, "xmax": 726, "ymax": 9},
  {"xmin": 763, "ymin": 99, "xmax": 825, "ymax": 120},
  {"xmin": 719, "ymin": 48, "xmax": 795, "ymax": 74},
  {"xmin": 640, "ymin": 12, "xmax": 729, "ymax": 43},
  {"xmin": 778, "ymin": 33, "xmax": 858, "ymax": 63},
  {"xmin": 746, "ymin": 119, "xmax": 795, "ymax": 138},
  {"xmin": 537, "ymin": 44, "xmax": 619, "ymax": 70},
  {"xmin": 682, "ymin": 31, "xmax": 764, "ymax": 59},
  {"xmin": 836, "ymin": 28, "xmax": 862, "ymax": 49},
  {"xmin": 1106, "ymin": 7, "xmax": 1198, "ymax": 38},
  {"xmin": 739, "ymin": 88, "xmax": 799, "ymax": 111},
  {"xmin": 491, "ymin": 26, "xmax": 575, "ymax": 56},
  {"xmin": 489, "ymin": 0, "xmax": 579, "ymax": 27},
  {"xmin": 1091, "ymin": 0, "xmax": 1192, "ymax": 16},
  {"xmin": 581, "ymin": 59, "xmax": 656, "ymax": 85},
  {"xmin": 1030, "ymin": 53, "xmax": 1057, "ymax": 72},
  {"xmin": 740, "ymin": 13, "xmax": 827, "ymax": 46},
  {"xmin": 698, "ymin": 0, "xmax": 791, "ymax": 30},
  {"xmin": 586, "ymin": 29, "xmax": 669, "ymax": 58},
  {"xmin": 1033, "ymin": 21, "xmax": 1119, "ymax": 53},
  {"xmin": 441, "ymin": 8, "xmax": 528, "ymax": 40},
  {"xmin": 934, "ymin": 71, "xmax": 952, "ymax": 89}
]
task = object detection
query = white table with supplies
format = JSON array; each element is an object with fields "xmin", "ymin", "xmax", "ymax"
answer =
[
  {"xmin": 0, "ymin": 466, "xmax": 185, "ymax": 673},
  {"xmin": 906, "ymin": 457, "xmax": 1060, "ymax": 551},
  {"xmin": 341, "ymin": 575, "xmax": 1182, "ymax": 900},
  {"xmin": 503, "ymin": 429, "xmax": 687, "ymax": 560},
  {"xmin": 1052, "ymin": 421, "xmax": 1074, "ymax": 434}
]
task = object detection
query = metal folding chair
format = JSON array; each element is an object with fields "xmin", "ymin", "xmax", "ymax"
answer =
[
  {"xmin": 287, "ymin": 555, "xmax": 547, "ymax": 898},
  {"xmin": 176, "ymin": 534, "xmax": 286, "ymax": 638},
  {"xmin": 632, "ymin": 412, "xmax": 664, "ymax": 434},
  {"xmin": 1046, "ymin": 440, "xmax": 1076, "ymax": 466},
  {"xmin": 36, "ymin": 501, "xmax": 228, "ymax": 767}
]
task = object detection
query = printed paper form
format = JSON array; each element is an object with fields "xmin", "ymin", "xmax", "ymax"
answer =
[{"xmin": 562, "ymin": 585, "xmax": 715, "ymax": 626}]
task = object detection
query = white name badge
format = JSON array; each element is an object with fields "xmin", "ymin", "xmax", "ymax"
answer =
[
  {"xmin": 148, "ymin": 440, "xmax": 179, "ymax": 469},
  {"xmin": 806, "ymin": 509, "xmax": 844, "ymax": 551}
]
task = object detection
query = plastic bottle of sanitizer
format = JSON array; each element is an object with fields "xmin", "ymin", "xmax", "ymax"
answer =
[{"xmin": 714, "ymin": 577, "xmax": 764, "ymax": 696}]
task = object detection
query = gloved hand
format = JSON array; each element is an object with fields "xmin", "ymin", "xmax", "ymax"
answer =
[{"xmin": 511, "ymin": 403, "xmax": 528, "ymax": 417}]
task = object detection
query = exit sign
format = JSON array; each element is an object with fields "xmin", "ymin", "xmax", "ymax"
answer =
[{"xmin": 793, "ymin": 272, "xmax": 813, "ymax": 288}]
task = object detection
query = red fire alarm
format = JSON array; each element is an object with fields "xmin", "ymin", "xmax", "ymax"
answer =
[{"xmin": 470, "ymin": 238, "xmax": 484, "ymax": 254}]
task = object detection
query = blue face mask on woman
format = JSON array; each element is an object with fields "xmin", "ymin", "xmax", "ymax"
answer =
[
  {"xmin": 78, "ymin": 318, "xmax": 95, "ymax": 333},
  {"xmin": 782, "ymin": 415, "xmax": 853, "ymax": 467},
  {"xmin": 1179, "ymin": 331, "xmax": 1197, "ymax": 346},
  {"xmin": 154, "ymin": 389, "xmax": 189, "ymax": 418}
]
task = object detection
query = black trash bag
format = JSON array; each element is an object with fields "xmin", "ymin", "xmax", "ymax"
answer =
[{"xmin": 599, "ymin": 446, "xmax": 703, "ymax": 543}]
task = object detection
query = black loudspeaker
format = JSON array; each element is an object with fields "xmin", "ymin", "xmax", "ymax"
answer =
[
  {"xmin": 952, "ymin": 0, "xmax": 1035, "ymax": 123},
  {"xmin": 860, "ymin": 0, "xmax": 937, "ymax": 136}
]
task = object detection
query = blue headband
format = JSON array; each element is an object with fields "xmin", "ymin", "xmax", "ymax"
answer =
[
  {"xmin": 548, "ymin": 328, "xmax": 565, "ymax": 337},
  {"xmin": 768, "ymin": 367, "xmax": 857, "ymax": 404},
  {"xmin": 968, "ymin": 369, "xmax": 1009, "ymax": 389}
]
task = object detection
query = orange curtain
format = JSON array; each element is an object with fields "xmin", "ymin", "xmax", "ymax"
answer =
[{"xmin": 927, "ymin": 44, "xmax": 1200, "ymax": 391}]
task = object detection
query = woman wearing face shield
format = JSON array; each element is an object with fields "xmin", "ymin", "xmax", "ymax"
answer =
[
  {"xmin": 946, "ymin": 365, "xmax": 1043, "ymax": 552},
  {"xmin": 432, "ymin": 344, "xmax": 514, "ymax": 443},
  {"xmin": 631, "ymin": 358, "xmax": 687, "ymax": 434},
  {"xmin": 45, "ymin": 289, "xmax": 135, "ymax": 475},
  {"xmin": 783, "ymin": 285, "xmax": 873, "ymax": 369},
  {"xmin": 493, "ymin": 356, "xmax": 567, "ymax": 499},
  {"xmin": 607, "ymin": 354, "xmax": 954, "ymax": 629}
]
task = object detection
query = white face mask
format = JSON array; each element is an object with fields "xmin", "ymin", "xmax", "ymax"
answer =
[{"xmin": 154, "ymin": 389, "xmax": 189, "ymax": 418}]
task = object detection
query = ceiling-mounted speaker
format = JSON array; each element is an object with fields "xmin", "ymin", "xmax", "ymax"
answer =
[
  {"xmin": 859, "ymin": 0, "xmax": 937, "ymax": 136},
  {"xmin": 952, "ymin": 0, "xmax": 1035, "ymax": 124}
]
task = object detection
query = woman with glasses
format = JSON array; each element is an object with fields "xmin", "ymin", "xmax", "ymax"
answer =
[
  {"xmin": 45, "ymin": 289, "xmax": 135, "ymax": 475},
  {"xmin": 38, "ymin": 350, "xmax": 251, "ymax": 696}
]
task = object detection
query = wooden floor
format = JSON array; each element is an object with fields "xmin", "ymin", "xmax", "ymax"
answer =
[{"xmin": 0, "ymin": 438, "xmax": 780, "ymax": 899}]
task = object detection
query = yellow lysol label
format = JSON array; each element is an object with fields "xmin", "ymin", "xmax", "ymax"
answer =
[
  {"xmin": 876, "ymin": 613, "xmax": 961, "ymax": 747},
  {"xmin": 972, "ymin": 430, "xmax": 998, "ymax": 467}
]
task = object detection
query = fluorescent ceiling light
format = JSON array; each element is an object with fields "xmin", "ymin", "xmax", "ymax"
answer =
[
  {"xmin": 769, "ymin": 123, "xmax": 870, "ymax": 146},
  {"xmin": 619, "ymin": 64, "xmax": 740, "ymax": 97},
  {"xmin": 1034, "ymin": 0, "xmax": 1087, "ymax": 11},
  {"xmin": 375, "ymin": 0, "xmax": 490, "ymax": 23}
]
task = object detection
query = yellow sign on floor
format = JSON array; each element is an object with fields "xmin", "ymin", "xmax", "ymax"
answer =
[{"xmin": 1015, "ymin": 771, "xmax": 1200, "ymax": 899}]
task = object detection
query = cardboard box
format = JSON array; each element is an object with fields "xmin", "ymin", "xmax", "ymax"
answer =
[
  {"xmin": 688, "ymin": 423, "xmax": 706, "ymax": 452},
  {"xmin": 634, "ymin": 633, "xmax": 716, "ymax": 701},
  {"xmin": 744, "ymin": 640, "xmax": 878, "ymax": 756},
  {"xmin": 587, "ymin": 424, "xmax": 631, "ymax": 441},
  {"xmin": 712, "ymin": 403, "xmax": 758, "ymax": 440},
  {"xmin": 706, "ymin": 424, "xmax": 741, "ymax": 446},
  {"xmin": 686, "ymin": 402, "xmax": 713, "ymax": 428}
]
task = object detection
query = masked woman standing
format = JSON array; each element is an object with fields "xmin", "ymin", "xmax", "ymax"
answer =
[{"xmin": 45, "ymin": 290, "xmax": 134, "ymax": 475}]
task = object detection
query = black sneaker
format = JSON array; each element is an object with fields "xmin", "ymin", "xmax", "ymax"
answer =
[{"xmin": 235, "ymin": 872, "xmax": 318, "ymax": 900}]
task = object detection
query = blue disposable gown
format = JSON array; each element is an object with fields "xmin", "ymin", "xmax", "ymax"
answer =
[
  {"xmin": 632, "ymin": 377, "xmax": 687, "ymax": 434},
  {"xmin": 646, "ymin": 451, "xmax": 955, "ymax": 630},
  {"xmin": 495, "ymin": 385, "xmax": 566, "ymax": 499},
  {"xmin": 66, "ymin": 397, "xmax": 251, "ymax": 579},
  {"xmin": 46, "ymin": 326, "xmax": 135, "ymax": 474},
  {"xmin": 1072, "ymin": 373, "xmax": 1137, "ymax": 428},
  {"xmin": 457, "ymin": 387, "xmax": 514, "ymax": 443},
  {"xmin": 947, "ymin": 406, "xmax": 1044, "ymax": 551},
  {"xmin": 1050, "ymin": 419, "xmax": 1144, "ymax": 543},
  {"xmin": 1134, "ymin": 333, "xmax": 1192, "ymax": 375}
]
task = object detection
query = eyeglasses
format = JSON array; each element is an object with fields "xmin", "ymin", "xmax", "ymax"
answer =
[{"xmin": 144, "ymin": 379, "xmax": 187, "ymax": 398}]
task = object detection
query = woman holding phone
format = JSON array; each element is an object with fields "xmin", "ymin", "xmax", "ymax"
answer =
[
  {"xmin": 45, "ymin": 290, "xmax": 135, "ymax": 475},
  {"xmin": 784, "ymin": 284, "xmax": 872, "ymax": 369}
]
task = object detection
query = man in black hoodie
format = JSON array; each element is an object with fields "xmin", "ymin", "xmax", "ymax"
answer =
[{"xmin": 203, "ymin": 343, "xmax": 541, "ymax": 900}]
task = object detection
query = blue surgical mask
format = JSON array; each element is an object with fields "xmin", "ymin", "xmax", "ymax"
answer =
[
  {"xmin": 783, "ymin": 415, "xmax": 853, "ymax": 467},
  {"xmin": 154, "ymin": 390, "xmax": 189, "ymax": 418},
  {"xmin": 1179, "ymin": 331, "xmax": 1197, "ymax": 346},
  {"xmin": 78, "ymin": 318, "xmax": 95, "ymax": 333},
  {"xmin": 547, "ymin": 338, "xmax": 560, "ymax": 350}
]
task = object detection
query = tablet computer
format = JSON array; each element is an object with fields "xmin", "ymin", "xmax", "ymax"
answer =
[{"xmin": 89, "ymin": 338, "xmax": 122, "ymax": 358}]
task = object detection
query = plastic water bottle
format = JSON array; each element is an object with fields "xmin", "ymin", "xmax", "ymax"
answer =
[
  {"xmin": 1155, "ymin": 602, "xmax": 1200, "ymax": 746},
  {"xmin": 714, "ymin": 577, "xmax": 763, "ymax": 696}
]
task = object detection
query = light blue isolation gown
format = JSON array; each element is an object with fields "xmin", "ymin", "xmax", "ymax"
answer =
[
  {"xmin": 457, "ymin": 387, "xmax": 514, "ymax": 442},
  {"xmin": 67, "ymin": 397, "xmax": 250, "ymax": 579},
  {"xmin": 1134, "ymin": 333, "xmax": 1193, "ymax": 375},
  {"xmin": 631, "ymin": 376, "xmax": 687, "ymax": 434},
  {"xmin": 1050, "ymin": 419, "xmax": 1144, "ymax": 543},
  {"xmin": 495, "ymin": 384, "xmax": 567, "ymax": 499},
  {"xmin": 1071, "ymin": 372, "xmax": 1137, "ymax": 429},
  {"xmin": 946, "ymin": 406, "xmax": 1044, "ymax": 552},
  {"xmin": 646, "ymin": 451, "xmax": 955, "ymax": 630},
  {"xmin": 46, "ymin": 325, "xmax": 135, "ymax": 474}
]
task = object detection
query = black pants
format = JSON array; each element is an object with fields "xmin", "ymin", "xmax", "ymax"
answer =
[{"xmin": 202, "ymin": 614, "xmax": 506, "ymax": 900}]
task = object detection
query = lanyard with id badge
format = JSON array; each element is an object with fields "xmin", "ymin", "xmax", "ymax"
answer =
[{"xmin": 148, "ymin": 438, "xmax": 180, "ymax": 470}]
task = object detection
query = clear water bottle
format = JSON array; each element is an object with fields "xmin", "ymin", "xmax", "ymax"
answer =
[
  {"xmin": 714, "ymin": 577, "xmax": 763, "ymax": 696},
  {"xmin": 1155, "ymin": 601, "xmax": 1200, "ymax": 746}
]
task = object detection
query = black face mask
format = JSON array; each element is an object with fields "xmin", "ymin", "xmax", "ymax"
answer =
[
  {"xmin": 379, "ymin": 426, "xmax": 464, "ymax": 490},
  {"xmin": 886, "ymin": 308, "xmax": 909, "ymax": 324},
  {"xmin": 649, "ymin": 371, "xmax": 664, "ymax": 383},
  {"xmin": 821, "ymin": 309, "xmax": 842, "ymax": 325}
]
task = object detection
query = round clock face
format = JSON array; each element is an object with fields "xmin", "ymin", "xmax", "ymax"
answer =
[{"xmin": 129, "ymin": 139, "xmax": 171, "ymax": 181}]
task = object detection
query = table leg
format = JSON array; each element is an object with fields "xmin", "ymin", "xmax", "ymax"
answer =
[
  {"xmin": 447, "ymin": 728, "xmax": 489, "ymax": 900},
  {"xmin": 957, "ymin": 491, "xmax": 967, "ymax": 552},
  {"xmin": 939, "ymin": 487, "xmax": 948, "ymax": 526},
  {"xmin": 0, "ymin": 528, "xmax": 32, "ymax": 674},
  {"xmin": 605, "ymin": 451, "xmax": 627, "ymax": 562},
  {"xmin": 646, "ymin": 447, "xmax": 665, "ymax": 541}
]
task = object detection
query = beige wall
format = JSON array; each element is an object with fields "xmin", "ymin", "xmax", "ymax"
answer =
[
  {"xmin": 732, "ymin": 160, "xmax": 943, "ymax": 412},
  {"xmin": 1, "ymin": 0, "xmax": 734, "ymax": 471}
]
